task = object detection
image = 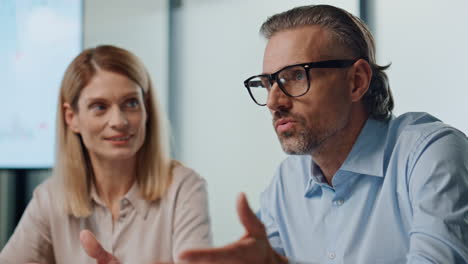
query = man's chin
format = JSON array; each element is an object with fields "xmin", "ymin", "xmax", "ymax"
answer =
[
  {"xmin": 279, "ymin": 137, "xmax": 301, "ymax": 155},
  {"xmin": 278, "ymin": 134, "xmax": 317, "ymax": 155},
  {"xmin": 281, "ymin": 146, "xmax": 304, "ymax": 155}
]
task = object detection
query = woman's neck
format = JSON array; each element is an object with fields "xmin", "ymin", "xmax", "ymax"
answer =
[{"xmin": 90, "ymin": 156, "xmax": 136, "ymax": 209}]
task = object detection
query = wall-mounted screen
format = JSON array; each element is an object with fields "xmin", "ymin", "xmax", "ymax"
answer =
[{"xmin": 0, "ymin": 0, "xmax": 82, "ymax": 168}]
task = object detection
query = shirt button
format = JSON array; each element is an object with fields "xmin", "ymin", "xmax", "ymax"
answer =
[
  {"xmin": 121, "ymin": 199, "xmax": 129, "ymax": 208},
  {"xmin": 333, "ymin": 199, "xmax": 344, "ymax": 206},
  {"xmin": 328, "ymin": 251, "xmax": 336, "ymax": 259}
]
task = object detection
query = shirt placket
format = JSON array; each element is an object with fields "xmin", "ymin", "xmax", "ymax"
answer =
[
  {"xmin": 98, "ymin": 203, "xmax": 114, "ymax": 255},
  {"xmin": 324, "ymin": 171, "xmax": 351, "ymax": 264},
  {"xmin": 112, "ymin": 198, "xmax": 131, "ymax": 254}
]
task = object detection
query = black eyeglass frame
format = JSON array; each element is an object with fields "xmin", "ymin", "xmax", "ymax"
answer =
[{"xmin": 243, "ymin": 59, "xmax": 359, "ymax": 106}]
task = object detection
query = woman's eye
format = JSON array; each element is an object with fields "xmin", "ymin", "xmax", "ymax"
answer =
[
  {"xmin": 126, "ymin": 99, "xmax": 140, "ymax": 108},
  {"xmin": 91, "ymin": 104, "xmax": 106, "ymax": 111}
]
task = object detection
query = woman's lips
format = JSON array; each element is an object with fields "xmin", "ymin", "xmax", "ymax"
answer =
[{"xmin": 105, "ymin": 134, "xmax": 132, "ymax": 145}]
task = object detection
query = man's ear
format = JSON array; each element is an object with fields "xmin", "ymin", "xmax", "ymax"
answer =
[
  {"xmin": 349, "ymin": 59, "xmax": 372, "ymax": 102},
  {"xmin": 63, "ymin": 103, "xmax": 80, "ymax": 133}
]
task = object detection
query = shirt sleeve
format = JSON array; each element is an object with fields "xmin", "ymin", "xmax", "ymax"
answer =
[
  {"xmin": 259, "ymin": 189, "xmax": 286, "ymax": 257},
  {"xmin": 0, "ymin": 185, "xmax": 55, "ymax": 264},
  {"xmin": 407, "ymin": 129, "xmax": 468, "ymax": 263},
  {"xmin": 172, "ymin": 171, "xmax": 213, "ymax": 260}
]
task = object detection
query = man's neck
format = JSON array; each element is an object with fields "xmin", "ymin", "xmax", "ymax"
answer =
[{"xmin": 311, "ymin": 110, "xmax": 368, "ymax": 186}]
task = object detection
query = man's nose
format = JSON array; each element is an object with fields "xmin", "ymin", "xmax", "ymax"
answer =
[{"xmin": 266, "ymin": 82, "xmax": 292, "ymax": 112}]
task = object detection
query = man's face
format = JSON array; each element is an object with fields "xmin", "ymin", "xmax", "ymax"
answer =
[{"xmin": 263, "ymin": 25, "xmax": 354, "ymax": 155}]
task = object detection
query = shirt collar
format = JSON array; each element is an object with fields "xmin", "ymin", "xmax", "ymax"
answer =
[
  {"xmin": 90, "ymin": 181, "xmax": 151, "ymax": 219},
  {"xmin": 304, "ymin": 118, "xmax": 389, "ymax": 197},
  {"xmin": 339, "ymin": 118, "xmax": 389, "ymax": 177},
  {"xmin": 304, "ymin": 161, "xmax": 327, "ymax": 197}
]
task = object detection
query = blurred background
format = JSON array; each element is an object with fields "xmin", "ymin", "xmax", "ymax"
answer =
[{"xmin": 1, "ymin": 0, "xmax": 467, "ymax": 248}]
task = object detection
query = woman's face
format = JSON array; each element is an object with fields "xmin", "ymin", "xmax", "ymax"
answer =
[{"xmin": 65, "ymin": 70, "xmax": 147, "ymax": 163}]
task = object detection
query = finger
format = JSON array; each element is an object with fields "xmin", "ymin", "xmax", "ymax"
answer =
[
  {"xmin": 180, "ymin": 236, "xmax": 262, "ymax": 263},
  {"xmin": 236, "ymin": 193, "xmax": 265, "ymax": 238},
  {"xmin": 80, "ymin": 230, "xmax": 119, "ymax": 264},
  {"xmin": 179, "ymin": 246, "xmax": 234, "ymax": 262}
]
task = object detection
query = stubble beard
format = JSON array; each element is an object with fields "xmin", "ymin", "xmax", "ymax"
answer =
[
  {"xmin": 278, "ymin": 126, "xmax": 318, "ymax": 155},
  {"xmin": 274, "ymin": 113, "xmax": 321, "ymax": 155}
]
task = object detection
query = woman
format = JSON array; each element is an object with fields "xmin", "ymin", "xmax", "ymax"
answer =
[{"xmin": 0, "ymin": 45, "xmax": 212, "ymax": 263}]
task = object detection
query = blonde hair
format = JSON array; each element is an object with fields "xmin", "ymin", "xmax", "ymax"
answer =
[{"xmin": 54, "ymin": 45, "xmax": 173, "ymax": 217}]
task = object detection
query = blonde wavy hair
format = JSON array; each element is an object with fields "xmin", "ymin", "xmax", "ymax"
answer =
[{"xmin": 54, "ymin": 45, "xmax": 173, "ymax": 217}]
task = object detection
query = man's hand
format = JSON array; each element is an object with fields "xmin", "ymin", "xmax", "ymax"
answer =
[
  {"xmin": 80, "ymin": 230, "xmax": 121, "ymax": 264},
  {"xmin": 178, "ymin": 193, "xmax": 288, "ymax": 264}
]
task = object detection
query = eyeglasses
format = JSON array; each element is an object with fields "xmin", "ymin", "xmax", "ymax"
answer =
[{"xmin": 243, "ymin": 59, "xmax": 358, "ymax": 106}]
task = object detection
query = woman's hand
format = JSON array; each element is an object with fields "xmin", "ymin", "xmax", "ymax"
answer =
[
  {"xmin": 80, "ymin": 230, "xmax": 179, "ymax": 264},
  {"xmin": 80, "ymin": 230, "xmax": 121, "ymax": 264}
]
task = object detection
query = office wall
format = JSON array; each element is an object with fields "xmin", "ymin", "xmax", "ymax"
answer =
[
  {"xmin": 375, "ymin": 0, "xmax": 468, "ymax": 133},
  {"xmin": 172, "ymin": 0, "xmax": 359, "ymax": 246},
  {"xmin": 84, "ymin": 0, "xmax": 169, "ymax": 111}
]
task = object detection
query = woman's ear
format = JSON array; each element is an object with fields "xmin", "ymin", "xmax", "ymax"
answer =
[
  {"xmin": 63, "ymin": 102, "xmax": 80, "ymax": 133},
  {"xmin": 350, "ymin": 59, "xmax": 372, "ymax": 102}
]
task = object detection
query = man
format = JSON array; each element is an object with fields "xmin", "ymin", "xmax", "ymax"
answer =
[
  {"xmin": 180, "ymin": 4, "xmax": 468, "ymax": 264},
  {"xmin": 79, "ymin": 4, "xmax": 468, "ymax": 264}
]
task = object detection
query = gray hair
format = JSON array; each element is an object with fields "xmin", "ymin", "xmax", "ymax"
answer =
[{"xmin": 260, "ymin": 5, "xmax": 393, "ymax": 120}]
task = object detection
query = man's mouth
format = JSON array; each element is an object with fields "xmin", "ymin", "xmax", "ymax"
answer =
[{"xmin": 275, "ymin": 118, "xmax": 296, "ymax": 133}]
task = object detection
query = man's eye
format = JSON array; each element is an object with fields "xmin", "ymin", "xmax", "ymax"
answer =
[
  {"xmin": 250, "ymin": 80, "xmax": 263, "ymax": 88},
  {"xmin": 295, "ymin": 71, "xmax": 305, "ymax": 80},
  {"xmin": 281, "ymin": 69, "xmax": 305, "ymax": 82}
]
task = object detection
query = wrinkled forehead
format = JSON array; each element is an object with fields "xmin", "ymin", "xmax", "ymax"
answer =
[{"xmin": 262, "ymin": 25, "xmax": 345, "ymax": 74}]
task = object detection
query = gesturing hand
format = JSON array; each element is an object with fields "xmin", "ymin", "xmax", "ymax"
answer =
[
  {"xmin": 178, "ymin": 193, "xmax": 288, "ymax": 264},
  {"xmin": 80, "ymin": 230, "xmax": 121, "ymax": 264},
  {"xmin": 26, "ymin": 230, "xmax": 121, "ymax": 264}
]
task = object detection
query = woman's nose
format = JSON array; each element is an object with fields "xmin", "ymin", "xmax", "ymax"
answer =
[{"xmin": 108, "ymin": 106, "xmax": 129, "ymax": 129}]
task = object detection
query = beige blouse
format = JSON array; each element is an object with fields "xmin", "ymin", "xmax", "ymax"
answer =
[{"xmin": 0, "ymin": 164, "xmax": 212, "ymax": 264}]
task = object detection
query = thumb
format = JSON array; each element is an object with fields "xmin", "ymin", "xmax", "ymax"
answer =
[
  {"xmin": 80, "ymin": 230, "xmax": 120, "ymax": 264},
  {"xmin": 236, "ymin": 192, "xmax": 266, "ymax": 238}
]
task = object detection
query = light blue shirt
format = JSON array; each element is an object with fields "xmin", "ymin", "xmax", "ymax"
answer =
[{"xmin": 258, "ymin": 112, "xmax": 468, "ymax": 264}]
